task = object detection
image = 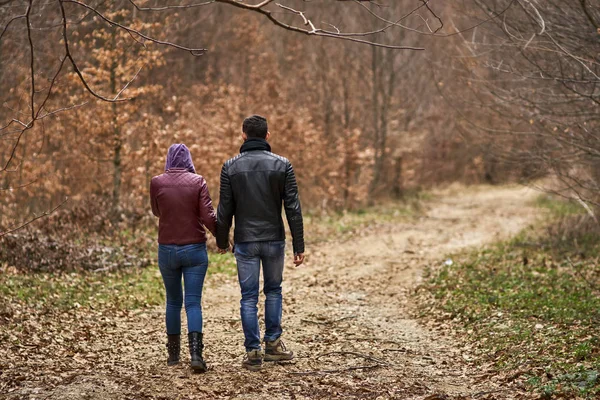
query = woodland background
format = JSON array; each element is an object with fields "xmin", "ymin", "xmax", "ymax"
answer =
[
  {"xmin": 2, "ymin": 2, "xmax": 600, "ymax": 398},
  {"xmin": 1, "ymin": 0, "xmax": 599, "ymax": 265}
]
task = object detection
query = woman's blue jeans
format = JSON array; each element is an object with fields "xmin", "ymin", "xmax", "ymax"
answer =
[
  {"xmin": 158, "ymin": 243, "xmax": 208, "ymax": 335},
  {"xmin": 234, "ymin": 240, "xmax": 285, "ymax": 352}
]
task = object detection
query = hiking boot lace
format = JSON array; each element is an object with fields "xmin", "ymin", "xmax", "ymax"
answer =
[
  {"xmin": 278, "ymin": 340, "xmax": 287, "ymax": 352},
  {"xmin": 244, "ymin": 350, "xmax": 262, "ymax": 362}
]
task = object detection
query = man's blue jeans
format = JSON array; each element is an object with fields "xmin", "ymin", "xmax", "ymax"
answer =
[
  {"xmin": 158, "ymin": 243, "xmax": 208, "ymax": 335},
  {"xmin": 234, "ymin": 240, "xmax": 285, "ymax": 352}
]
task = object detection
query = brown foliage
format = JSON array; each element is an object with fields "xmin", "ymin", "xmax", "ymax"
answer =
[{"xmin": 0, "ymin": 1, "xmax": 524, "ymax": 247}]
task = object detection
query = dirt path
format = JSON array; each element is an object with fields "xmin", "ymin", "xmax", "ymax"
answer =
[{"xmin": 7, "ymin": 185, "xmax": 540, "ymax": 399}]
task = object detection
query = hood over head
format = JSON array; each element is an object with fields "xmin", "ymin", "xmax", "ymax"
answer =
[{"xmin": 165, "ymin": 143, "xmax": 196, "ymax": 173}]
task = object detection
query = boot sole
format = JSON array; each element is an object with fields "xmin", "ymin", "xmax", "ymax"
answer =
[
  {"xmin": 242, "ymin": 363, "xmax": 263, "ymax": 371},
  {"xmin": 191, "ymin": 361, "xmax": 207, "ymax": 372},
  {"xmin": 264, "ymin": 353, "xmax": 294, "ymax": 362}
]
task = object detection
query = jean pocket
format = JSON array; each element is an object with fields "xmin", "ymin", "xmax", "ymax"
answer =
[
  {"xmin": 234, "ymin": 242, "xmax": 252, "ymax": 257},
  {"xmin": 158, "ymin": 248, "xmax": 171, "ymax": 269},
  {"xmin": 184, "ymin": 248, "xmax": 208, "ymax": 268},
  {"xmin": 268, "ymin": 241, "xmax": 286, "ymax": 256}
]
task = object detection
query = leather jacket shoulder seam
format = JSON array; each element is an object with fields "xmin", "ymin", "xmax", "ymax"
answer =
[
  {"xmin": 224, "ymin": 153, "xmax": 246, "ymax": 169},
  {"xmin": 264, "ymin": 151, "xmax": 289, "ymax": 164},
  {"xmin": 228, "ymin": 168, "xmax": 286, "ymax": 177}
]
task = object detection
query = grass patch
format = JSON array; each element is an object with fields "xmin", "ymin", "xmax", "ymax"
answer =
[
  {"xmin": 0, "ymin": 251, "xmax": 237, "ymax": 313},
  {"xmin": 534, "ymin": 194, "xmax": 585, "ymax": 217},
  {"xmin": 208, "ymin": 252, "xmax": 237, "ymax": 276},
  {"xmin": 422, "ymin": 194, "xmax": 600, "ymax": 398},
  {"xmin": 0, "ymin": 267, "xmax": 165, "ymax": 312},
  {"xmin": 304, "ymin": 192, "xmax": 427, "ymax": 242}
]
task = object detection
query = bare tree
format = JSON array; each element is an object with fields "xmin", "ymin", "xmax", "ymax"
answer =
[{"xmin": 439, "ymin": 0, "xmax": 600, "ymax": 211}]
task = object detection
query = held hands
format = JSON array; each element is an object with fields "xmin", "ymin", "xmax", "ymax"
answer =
[
  {"xmin": 217, "ymin": 241, "xmax": 234, "ymax": 254},
  {"xmin": 293, "ymin": 253, "xmax": 305, "ymax": 267},
  {"xmin": 217, "ymin": 247, "xmax": 230, "ymax": 254},
  {"xmin": 219, "ymin": 246, "xmax": 304, "ymax": 266}
]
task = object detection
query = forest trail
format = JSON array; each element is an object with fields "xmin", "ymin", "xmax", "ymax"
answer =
[{"xmin": 16, "ymin": 185, "xmax": 541, "ymax": 399}]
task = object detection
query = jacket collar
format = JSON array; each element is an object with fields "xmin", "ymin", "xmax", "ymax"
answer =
[
  {"xmin": 166, "ymin": 168, "xmax": 188, "ymax": 173},
  {"xmin": 240, "ymin": 138, "xmax": 271, "ymax": 153}
]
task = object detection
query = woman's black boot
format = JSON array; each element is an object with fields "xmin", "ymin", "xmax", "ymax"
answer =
[
  {"xmin": 166, "ymin": 334, "xmax": 180, "ymax": 366},
  {"xmin": 188, "ymin": 332, "xmax": 207, "ymax": 372}
]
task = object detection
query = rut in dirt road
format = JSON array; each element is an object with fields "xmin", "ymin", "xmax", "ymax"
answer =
[{"xmin": 5, "ymin": 185, "xmax": 540, "ymax": 400}]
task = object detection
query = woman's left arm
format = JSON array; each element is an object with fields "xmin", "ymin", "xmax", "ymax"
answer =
[
  {"xmin": 198, "ymin": 178, "xmax": 217, "ymax": 237},
  {"xmin": 150, "ymin": 178, "xmax": 160, "ymax": 217}
]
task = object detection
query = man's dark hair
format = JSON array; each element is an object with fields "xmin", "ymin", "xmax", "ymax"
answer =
[{"xmin": 242, "ymin": 115, "xmax": 268, "ymax": 139}]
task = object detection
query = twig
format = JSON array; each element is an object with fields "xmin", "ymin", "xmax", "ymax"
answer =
[
  {"xmin": 420, "ymin": 0, "xmax": 444, "ymax": 33},
  {"xmin": 0, "ymin": 198, "xmax": 69, "ymax": 237},
  {"xmin": 474, "ymin": 389, "xmax": 513, "ymax": 398},
  {"xmin": 62, "ymin": 0, "xmax": 207, "ymax": 56},
  {"xmin": 287, "ymin": 364, "xmax": 382, "ymax": 375},
  {"xmin": 37, "ymin": 101, "xmax": 89, "ymax": 119},
  {"xmin": 286, "ymin": 350, "xmax": 392, "ymax": 375},
  {"xmin": 382, "ymin": 348, "xmax": 409, "ymax": 352},
  {"xmin": 114, "ymin": 65, "xmax": 145, "ymax": 100},
  {"xmin": 354, "ymin": 0, "xmax": 516, "ymax": 38},
  {"xmin": 344, "ymin": 336, "xmax": 417, "ymax": 344},
  {"xmin": 93, "ymin": 266, "xmax": 115, "ymax": 273},
  {"xmin": 301, "ymin": 315, "xmax": 357, "ymax": 325},
  {"xmin": 575, "ymin": 197, "xmax": 599, "ymax": 224},
  {"xmin": 317, "ymin": 351, "xmax": 393, "ymax": 367},
  {"xmin": 26, "ymin": 0, "xmax": 34, "ymax": 121},
  {"xmin": 216, "ymin": 0, "xmax": 425, "ymax": 50},
  {"xmin": 1, "ymin": 44, "xmax": 68, "ymax": 172},
  {"xmin": 0, "ymin": 178, "xmax": 39, "ymax": 191},
  {"xmin": 0, "ymin": 14, "xmax": 25, "ymax": 42},
  {"xmin": 127, "ymin": 0, "xmax": 215, "ymax": 11},
  {"xmin": 59, "ymin": 1, "xmax": 132, "ymax": 103}
]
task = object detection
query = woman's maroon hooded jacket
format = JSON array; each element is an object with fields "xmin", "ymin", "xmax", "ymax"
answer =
[{"xmin": 150, "ymin": 144, "xmax": 217, "ymax": 245}]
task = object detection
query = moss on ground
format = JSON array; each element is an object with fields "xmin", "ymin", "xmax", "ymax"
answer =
[{"xmin": 422, "ymin": 194, "xmax": 600, "ymax": 398}]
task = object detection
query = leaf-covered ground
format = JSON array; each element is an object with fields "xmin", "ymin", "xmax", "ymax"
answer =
[{"xmin": 1, "ymin": 185, "xmax": 542, "ymax": 399}]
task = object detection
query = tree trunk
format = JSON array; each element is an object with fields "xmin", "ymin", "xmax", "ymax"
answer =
[
  {"xmin": 342, "ymin": 51, "xmax": 352, "ymax": 207},
  {"xmin": 110, "ymin": 31, "xmax": 122, "ymax": 216},
  {"xmin": 369, "ymin": 46, "xmax": 380, "ymax": 202},
  {"xmin": 392, "ymin": 156, "xmax": 403, "ymax": 198}
]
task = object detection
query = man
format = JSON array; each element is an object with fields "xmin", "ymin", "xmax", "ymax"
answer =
[{"xmin": 216, "ymin": 115, "xmax": 305, "ymax": 371}]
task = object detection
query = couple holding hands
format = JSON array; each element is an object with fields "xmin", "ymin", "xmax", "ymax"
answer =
[{"xmin": 150, "ymin": 115, "xmax": 305, "ymax": 372}]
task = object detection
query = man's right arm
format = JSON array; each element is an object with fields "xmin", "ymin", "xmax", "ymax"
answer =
[
  {"xmin": 282, "ymin": 161, "xmax": 305, "ymax": 261},
  {"xmin": 216, "ymin": 163, "xmax": 234, "ymax": 250}
]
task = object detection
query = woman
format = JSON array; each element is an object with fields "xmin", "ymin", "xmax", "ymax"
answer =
[{"xmin": 150, "ymin": 144, "xmax": 217, "ymax": 372}]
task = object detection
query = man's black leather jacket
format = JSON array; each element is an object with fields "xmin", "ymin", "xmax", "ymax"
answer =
[{"xmin": 216, "ymin": 138, "xmax": 305, "ymax": 254}]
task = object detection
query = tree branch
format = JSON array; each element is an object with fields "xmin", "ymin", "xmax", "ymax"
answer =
[
  {"xmin": 0, "ymin": 198, "xmax": 69, "ymax": 238},
  {"xmin": 127, "ymin": 0, "xmax": 215, "ymax": 11},
  {"xmin": 0, "ymin": 14, "xmax": 25, "ymax": 42},
  {"xmin": 214, "ymin": 0, "xmax": 425, "ymax": 50},
  {"xmin": 62, "ymin": 0, "xmax": 207, "ymax": 56},
  {"xmin": 355, "ymin": 0, "xmax": 516, "ymax": 38}
]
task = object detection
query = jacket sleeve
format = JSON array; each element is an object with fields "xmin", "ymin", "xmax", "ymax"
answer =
[
  {"xmin": 216, "ymin": 163, "xmax": 234, "ymax": 249},
  {"xmin": 198, "ymin": 178, "xmax": 217, "ymax": 237},
  {"xmin": 283, "ymin": 161, "xmax": 304, "ymax": 254},
  {"xmin": 150, "ymin": 178, "xmax": 160, "ymax": 217}
]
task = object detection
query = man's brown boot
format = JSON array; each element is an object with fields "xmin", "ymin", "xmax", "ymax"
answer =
[
  {"xmin": 264, "ymin": 337, "xmax": 294, "ymax": 361},
  {"xmin": 242, "ymin": 349, "xmax": 264, "ymax": 371}
]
